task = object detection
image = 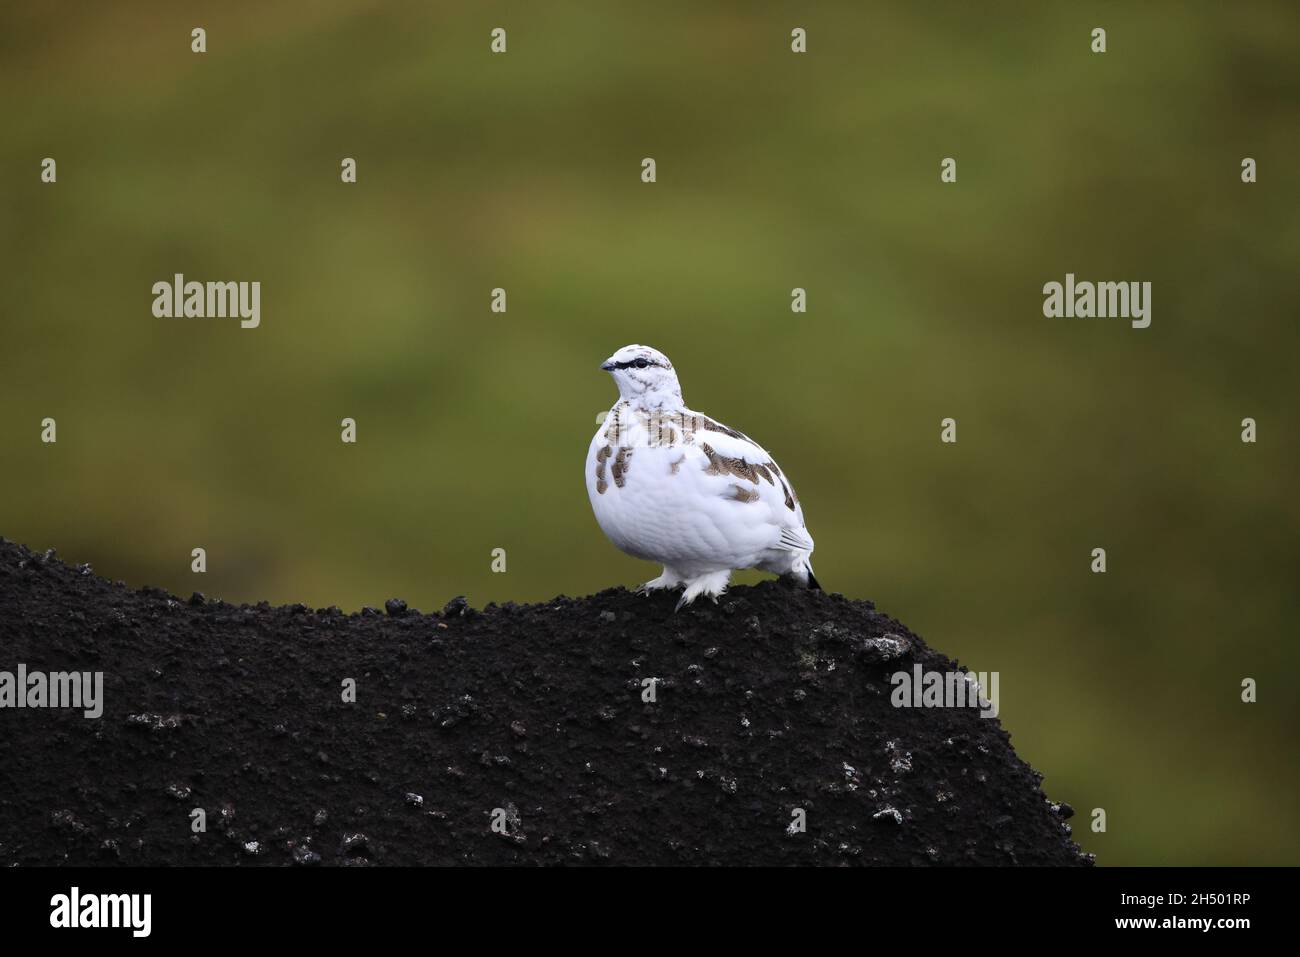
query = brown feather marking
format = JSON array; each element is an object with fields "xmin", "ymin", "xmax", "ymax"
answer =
[
  {"xmin": 729, "ymin": 484, "xmax": 760, "ymax": 503},
  {"xmin": 594, "ymin": 445, "xmax": 611, "ymax": 494},
  {"xmin": 669, "ymin": 453, "xmax": 686, "ymax": 475},
  {"xmin": 754, "ymin": 462, "xmax": 775, "ymax": 485},
  {"xmin": 641, "ymin": 411, "xmax": 678, "ymax": 447},
  {"xmin": 680, "ymin": 413, "xmax": 705, "ymax": 446},
  {"xmin": 603, "ymin": 405, "xmax": 622, "ymax": 444},
  {"xmin": 701, "ymin": 442, "xmax": 760, "ymax": 484},
  {"xmin": 768, "ymin": 461, "xmax": 799, "ymax": 509},
  {"xmin": 700, "ymin": 442, "xmax": 722, "ymax": 475},
  {"xmin": 612, "ymin": 447, "xmax": 632, "ymax": 488},
  {"xmin": 777, "ymin": 476, "xmax": 795, "ymax": 510}
]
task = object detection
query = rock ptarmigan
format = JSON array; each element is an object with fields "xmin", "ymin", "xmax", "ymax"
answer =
[{"xmin": 585, "ymin": 344, "xmax": 819, "ymax": 609}]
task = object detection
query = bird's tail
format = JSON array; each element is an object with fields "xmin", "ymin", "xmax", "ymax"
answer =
[{"xmin": 794, "ymin": 554, "xmax": 821, "ymax": 591}]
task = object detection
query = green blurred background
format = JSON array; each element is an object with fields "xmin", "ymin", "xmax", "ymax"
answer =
[{"xmin": 3, "ymin": 1, "xmax": 1298, "ymax": 865}]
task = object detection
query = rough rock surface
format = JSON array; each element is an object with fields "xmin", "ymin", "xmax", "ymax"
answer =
[{"xmin": 0, "ymin": 538, "xmax": 1089, "ymax": 865}]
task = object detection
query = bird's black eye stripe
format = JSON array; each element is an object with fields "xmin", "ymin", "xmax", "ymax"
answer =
[{"xmin": 611, "ymin": 358, "xmax": 657, "ymax": 370}]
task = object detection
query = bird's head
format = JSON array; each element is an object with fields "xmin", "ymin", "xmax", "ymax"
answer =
[{"xmin": 600, "ymin": 344, "xmax": 683, "ymax": 406}]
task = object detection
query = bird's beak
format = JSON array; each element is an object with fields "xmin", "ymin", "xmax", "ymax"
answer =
[{"xmin": 600, "ymin": 360, "xmax": 616, "ymax": 372}]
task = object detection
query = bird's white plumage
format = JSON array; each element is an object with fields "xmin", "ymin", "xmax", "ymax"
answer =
[{"xmin": 585, "ymin": 345, "xmax": 817, "ymax": 607}]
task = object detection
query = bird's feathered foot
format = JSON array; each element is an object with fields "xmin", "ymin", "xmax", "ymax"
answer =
[
  {"xmin": 636, "ymin": 568, "xmax": 681, "ymax": 596},
  {"xmin": 674, "ymin": 570, "xmax": 731, "ymax": 612}
]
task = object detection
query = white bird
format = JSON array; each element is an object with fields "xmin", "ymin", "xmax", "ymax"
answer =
[{"xmin": 585, "ymin": 344, "xmax": 819, "ymax": 609}]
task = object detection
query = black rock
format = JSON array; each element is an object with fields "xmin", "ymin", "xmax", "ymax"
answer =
[
  {"xmin": 292, "ymin": 846, "xmax": 321, "ymax": 866},
  {"xmin": 0, "ymin": 536, "xmax": 1090, "ymax": 868}
]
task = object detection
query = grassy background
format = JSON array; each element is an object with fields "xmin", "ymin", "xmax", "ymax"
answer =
[{"xmin": 2, "ymin": 1, "xmax": 1298, "ymax": 865}]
